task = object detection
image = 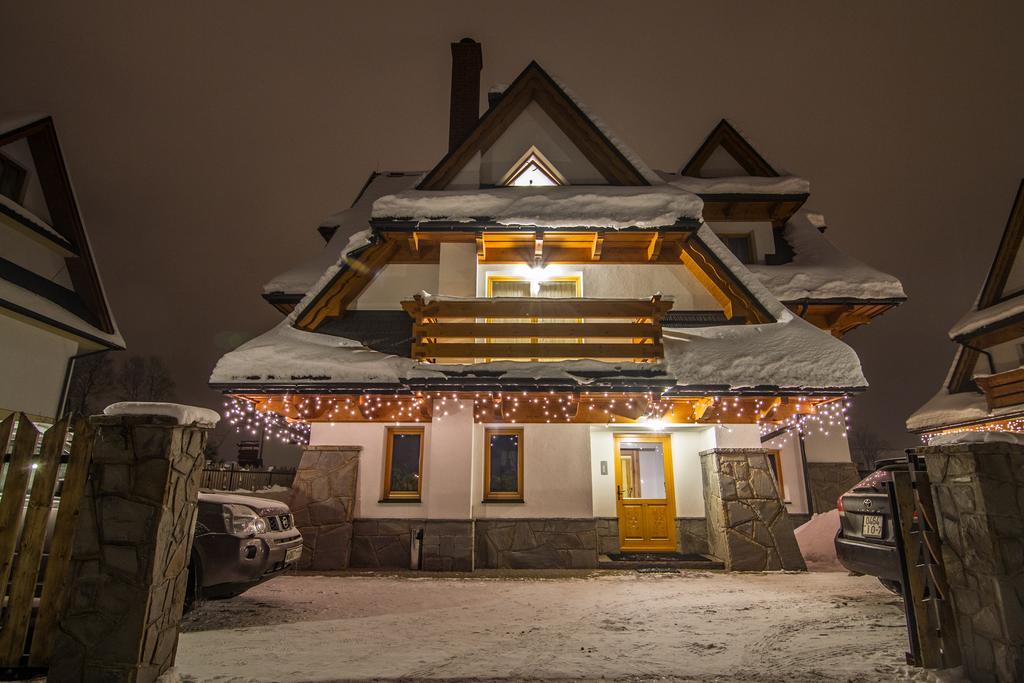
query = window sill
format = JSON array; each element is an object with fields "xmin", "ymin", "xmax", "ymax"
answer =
[
  {"xmin": 481, "ymin": 498, "xmax": 525, "ymax": 504},
  {"xmin": 378, "ymin": 498, "xmax": 421, "ymax": 504}
]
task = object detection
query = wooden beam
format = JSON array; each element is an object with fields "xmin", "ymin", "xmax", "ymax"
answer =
[
  {"xmin": 534, "ymin": 231, "xmax": 544, "ymax": 264},
  {"xmin": 475, "ymin": 233, "xmax": 486, "ymax": 260},
  {"xmin": 647, "ymin": 233, "xmax": 663, "ymax": 262},
  {"xmin": 413, "ymin": 322, "xmax": 660, "ymax": 339},
  {"xmin": 408, "ymin": 232, "xmax": 420, "ymax": 253},
  {"xmin": 591, "ymin": 233, "xmax": 603, "ymax": 261},
  {"xmin": 403, "ymin": 296, "xmax": 673, "ymax": 320},
  {"xmin": 413, "ymin": 342, "xmax": 663, "ymax": 360},
  {"xmin": 296, "ymin": 240, "xmax": 398, "ymax": 330}
]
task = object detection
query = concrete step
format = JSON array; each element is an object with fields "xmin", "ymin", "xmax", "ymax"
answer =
[{"xmin": 597, "ymin": 553, "xmax": 725, "ymax": 571}]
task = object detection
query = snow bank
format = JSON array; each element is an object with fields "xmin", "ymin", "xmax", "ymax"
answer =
[
  {"xmin": 948, "ymin": 293, "xmax": 1024, "ymax": 339},
  {"xmin": 748, "ymin": 211, "xmax": 906, "ymax": 302},
  {"xmin": 371, "ymin": 185, "xmax": 703, "ymax": 229},
  {"xmin": 103, "ymin": 402, "xmax": 220, "ymax": 427},
  {"xmin": 263, "ymin": 172, "xmax": 421, "ymax": 295},
  {"xmin": 794, "ymin": 509, "xmax": 844, "ymax": 572}
]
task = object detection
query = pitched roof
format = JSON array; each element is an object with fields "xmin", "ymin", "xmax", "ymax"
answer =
[
  {"xmin": 680, "ymin": 119, "xmax": 779, "ymax": 178},
  {"xmin": 0, "ymin": 116, "xmax": 123, "ymax": 349},
  {"xmin": 418, "ymin": 61, "xmax": 656, "ymax": 190}
]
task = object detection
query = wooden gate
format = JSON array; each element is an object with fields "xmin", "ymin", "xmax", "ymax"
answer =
[{"xmin": 0, "ymin": 413, "xmax": 93, "ymax": 671}]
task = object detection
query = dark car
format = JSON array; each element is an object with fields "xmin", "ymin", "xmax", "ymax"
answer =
[
  {"xmin": 186, "ymin": 491, "xmax": 303, "ymax": 608},
  {"xmin": 834, "ymin": 456, "xmax": 924, "ymax": 594}
]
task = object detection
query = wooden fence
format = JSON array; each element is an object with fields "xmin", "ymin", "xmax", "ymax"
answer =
[
  {"xmin": 200, "ymin": 466, "xmax": 296, "ymax": 492},
  {"xmin": 0, "ymin": 412, "xmax": 93, "ymax": 670}
]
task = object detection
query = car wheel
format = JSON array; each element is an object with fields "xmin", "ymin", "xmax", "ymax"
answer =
[{"xmin": 878, "ymin": 578, "xmax": 902, "ymax": 595}]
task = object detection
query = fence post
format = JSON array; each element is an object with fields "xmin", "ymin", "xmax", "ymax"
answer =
[{"xmin": 49, "ymin": 405, "xmax": 216, "ymax": 683}]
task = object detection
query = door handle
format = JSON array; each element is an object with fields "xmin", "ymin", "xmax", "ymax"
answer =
[{"xmin": 616, "ymin": 486, "xmax": 623, "ymax": 500}]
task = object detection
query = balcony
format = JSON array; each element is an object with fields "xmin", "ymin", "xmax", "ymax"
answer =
[
  {"xmin": 974, "ymin": 367, "xmax": 1024, "ymax": 410},
  {"xmin": 401, "ymin": 294, "xmax": 672, "ymax": 363}
]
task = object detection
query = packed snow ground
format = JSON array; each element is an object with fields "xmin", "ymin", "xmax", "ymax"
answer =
[{"xmin": 175, "ymin": 571, "xmax": 912, "ymax": 682}]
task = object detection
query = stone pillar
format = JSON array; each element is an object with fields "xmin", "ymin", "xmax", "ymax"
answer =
[
  {"xmin": 51, "ymin": 411, "xmax": 210, "ymax": 683},
  {"xmin": 916, "ymin": 441, "xmax": 1024, "ymax": 682},
  {"xmin": 290, "ymin": 446, "xmax": 359, "ymax": 569},
  {"xmin": 699, "ymin": 448, "xmax": 806, "ymax": 571},
  {"xmin": 806, "ymin": 462, "xmax": 862, "ymax": 513}
]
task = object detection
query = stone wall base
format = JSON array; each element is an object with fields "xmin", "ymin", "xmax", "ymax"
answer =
[
  {"xmin": 475, "ymin": 519, "xmax": 597, "ymax": 569},
  {"xmin": 807, "ymin": 462, "xmax": 861, "ymax": 514}
]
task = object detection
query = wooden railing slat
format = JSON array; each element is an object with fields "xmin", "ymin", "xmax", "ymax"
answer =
[
  {"xmin": 413, "ymin": 342, "xmax": 663, "ymax": 360},
  {"xmin": 29, "ymin": 417, "xmax": 95, "ymax": 666},
  {"xmin": 405, "ymin": 298, "xmax": 672, "ymax": 319},
  {"xmin": 0, "ymin": 414, "xmax": 39, "ymax": 637},
  {"xmin": 413, "ymin": 322, "xmax": 659, "ymax": 339},
  {"xmin": 0, "ymin": 417, "xmax": 67, "ymax": 666}
]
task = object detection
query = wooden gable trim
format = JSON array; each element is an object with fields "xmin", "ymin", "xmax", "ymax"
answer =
[
  {"xmin": 977, "ymin": 179, "xmax": 1024, "ymax": 309},
  {"xmin": 678, "ymin": 234, "xmax": 774, "ymax": 324},
  {"xmin": 418, "ymin": 62, "xmax": 650, "ymax": 190},
  {"xmin": 0, "ymin": 117, "xmax": 116, "ymax": 335},
  {"xmin": 680, "ymin": 119, "xmax": 778, "ymax": 178},
  {"xmin": 948, "ymin": 345, "xmax": 981, "ymax": 394}
]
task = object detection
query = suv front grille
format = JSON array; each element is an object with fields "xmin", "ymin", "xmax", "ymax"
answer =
[{"xmin": 264, "ymin": 513, "xmax": 293, "ymax": 532}]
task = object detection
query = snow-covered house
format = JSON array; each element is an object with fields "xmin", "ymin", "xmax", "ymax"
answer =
[
  {"xmin": 909, "ymin": 180, "xmax": 1024, "ymax": 438},
  {"xmin": 212, "ymin": 40, "xmax": 903, "ymax": 569},
  {"xmin": 0, "ymin": 116, "xmax": 124, "ymax": 423}
]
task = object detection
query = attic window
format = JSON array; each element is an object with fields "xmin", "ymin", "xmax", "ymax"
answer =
[{"xmin": 502, "ymin": 146, "xmax": 565, "ymax": 187}]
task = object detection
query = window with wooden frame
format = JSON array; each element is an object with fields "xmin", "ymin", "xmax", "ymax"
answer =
[
  {"xmin": 719, "ymin": 232, "xmax": 756, "ymax": 265},
  {"xmin": 0, "ymin": 153, "xmax": 27, "ymax": 203},
  {"xmin": 485, "ymin": 275, "xmax": 582, "ymax": 356},
  {"xmin": 501, "ymin": 146, "xmax": 565, "ymax": 187},
  {"xmin": 382, "ymin": 427, "xmax": 424, "ymax": 501},
  {"xmin": 484, "ymin": 428, "xmax": 524, "ymax": 501},
  {"xmin": 766, "ymin": 449, "xmax": 785, "ymax": 500}
]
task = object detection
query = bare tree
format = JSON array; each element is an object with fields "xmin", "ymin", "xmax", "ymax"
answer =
[
  {"xmin": 848, "ymin": 429, "xmax": 891, "ymax": 474},
  {"xmin": 65, "ymin": 352, "xmax": 116, "ymax": 416},
  {"xmin": 115, "ymin": 355, "xmax": 176, "ymax": 402}
]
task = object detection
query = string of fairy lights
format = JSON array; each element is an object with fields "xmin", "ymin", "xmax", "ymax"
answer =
[
  {"xmin": 224, "ymin": 392, "xmax": 852, "ymax": 446},
  {"xmin": 921, "ymin": 416, "xmax": 1024, "ymax": 444}
]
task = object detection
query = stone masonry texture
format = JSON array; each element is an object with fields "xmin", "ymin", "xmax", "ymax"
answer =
[
  {"xmin": 475, "ymin": 519, "xmax": 598, "ymax": 569},
  {"xmin": 351, "ymin": 519, "xmax": 473, "ymax": 571},
  {"xmin": 290, "ymin": 446, "xmax": 359, "ymax": 570},
  {"xmin": 700, "ymin": 449, "xmax": 806, "ymax": 571},
  {"xmin": 807, "ymin": 462, "xmax": 862, "ymax": 514},
  {"xmin": 50, "ymin": 413, "xmax": 208, "ymax": 683},
  {"xmin": 916, "ymin": 442, "xmax": 1024, "ymax": 683}
]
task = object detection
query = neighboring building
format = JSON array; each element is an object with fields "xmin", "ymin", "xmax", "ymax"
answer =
[
  {"xmin": 0, "ymin": 116, "xmax": 124, "ymax": 423},
  {"xmin": 212, "ymin": 40, "xmax": 904, "ymax": 569},
  {"xmin": 909, "ymin": 180, "xmax": 1024, "ymax": 439}
]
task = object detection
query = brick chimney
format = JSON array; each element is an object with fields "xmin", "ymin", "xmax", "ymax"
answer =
[{"xmin": 448, "ymin": 38, "xmax": 482, "ymax": 152}]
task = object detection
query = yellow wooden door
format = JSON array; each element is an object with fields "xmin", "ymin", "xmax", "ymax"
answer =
[{"xmin": 614, "ymin": 434, "xmax": 677, "ymax": 552}]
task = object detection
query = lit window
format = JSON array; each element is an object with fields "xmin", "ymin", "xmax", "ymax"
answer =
[
  {"xmin": 484, "ymin": 428, "xmax": 524, "ymax": 501},
  {"xmin": 502, "ymin": 146, "xmax": 565, "ymax": 187},
  {"xmin": 382, "ymin": 428, "xmax": 424, "ymax": 501}
]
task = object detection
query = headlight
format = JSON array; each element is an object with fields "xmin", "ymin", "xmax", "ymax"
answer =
[{"xmin": 221, "ymin": 504, "xmax": 267, "ymax": 537}]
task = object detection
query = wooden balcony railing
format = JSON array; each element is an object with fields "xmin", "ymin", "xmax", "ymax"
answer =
[
  {"xmin": 974, "ymin": 367, "xmax": 1024, "ymax": 410},
  {"xmin": 401, "ymin": 294, "xmax": 672, "ymax": 362}
]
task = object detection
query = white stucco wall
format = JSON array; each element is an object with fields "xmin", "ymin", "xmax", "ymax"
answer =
[
  {"xmin": 438, "ymin": 243, "xmax": 477, "ymax": 297},
  {"xmin": 0, "ymin": 313, "xmax": 78, "ymax": 420},
  {"xmin": 802, "ymin": 429, "xmax": 853, "ymax": 464},
  {"xmin": 985, "ymin": 337, "xmax": 1023, "ymax": 374},
  {"xmin": 0, "ymin": 138, "xmax": 52, "ymax": 223},
  {"xmin": 472, "ymin": 423, "xmax": 593, "ymax": 518},
  {"xmin": 350, "ymin": 264, "xmax": 439, "ymax": 310},
  {"xmin": 0, "ymin": 224, "xmax": 74, "ymax": 290}
]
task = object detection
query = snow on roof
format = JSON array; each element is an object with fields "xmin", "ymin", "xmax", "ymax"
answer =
[
  {"xmin": 104, "ymin": 402, "xmax": 220, "ymax": 427},
  {"xmin": 0, "ymin": 276, "xmax": 125, "ymax": 349},
  {"xmin": 747, "ymin": 211, "xmax": 906, "ymax": 302},
  {"xmin": 905, "ymin": 386, "xmax": 1005, "ymax": 433},
  {"xmin": 0, "ymin": 194, "xmax": 69, "ymax": 244},
  {"xmin": 662, "ymin": 309, "xmax": 865, "ymax": 390},
  {"xmin": 658, "ymin": 171, "xmax": 810, "ymax": 196},
  {"xmin": 263, "ymin": 172, "xmax": 421, "ymax": 295},
  {"xmin": 947, "ymin": 293, "xmax": 1024, "ymax": 339},
  {"xmin": 371, "ymin": 185, "xmax": 703, "ymax": 230}
]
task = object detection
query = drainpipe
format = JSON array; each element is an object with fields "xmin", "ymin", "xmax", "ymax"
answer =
[
  {"xmin": 56, "ymin": 349, "xmax": 111, "ymax": 420},
  {"xmin": 961, "ymin": 341, "xmax": 996, "ymax": 375},
  {"xmin": 796, "ymin": 428, "xmax": 814, "ymax": 515}
]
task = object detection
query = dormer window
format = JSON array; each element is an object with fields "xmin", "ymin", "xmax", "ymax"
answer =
[
  {"xmin": 0, "ymin": 153, "xmax": 27, "ymax": 202},
  {"xmin": 501, "ymin": 146, "xmax": 565, "ymax": 187}
]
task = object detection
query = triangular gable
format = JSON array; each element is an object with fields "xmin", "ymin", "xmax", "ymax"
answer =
[
  {"xmin": 501, "ymin": 146, "xmax": 565, "ymax": 187},
  {"xmin": 976, "ymin": 179, "xmax": 1024, "ymax": 309},
  {"xmin": 680, "ymin": 119, "xmax": 778, "ymax": 178},
  {"xmin": 418, "ymin": 61, "xmax": 651, "ymax": 190},
  {"xmin": 0, "ymin": 116, "xmax": 121, "ymax": 346}
]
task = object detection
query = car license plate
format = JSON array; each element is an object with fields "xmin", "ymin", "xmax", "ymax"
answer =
[
  {"xmin": 862, "ymin": 514, "xmax": 883, "ymax": 538},
  {"xmin": 285, "ymin": 546, "xmax": 302, "ymax": 565}
]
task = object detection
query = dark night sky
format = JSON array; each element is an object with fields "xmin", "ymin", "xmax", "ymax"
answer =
[{"xmin": 3, "ymin": 2, "xmax": 1023, "ymax": 453}]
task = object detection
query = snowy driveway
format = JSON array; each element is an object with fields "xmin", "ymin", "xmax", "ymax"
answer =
[{"xmin": 175, "ymin": 570, "xmax": 911, "ymax": 682}]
